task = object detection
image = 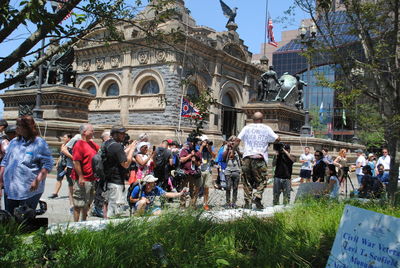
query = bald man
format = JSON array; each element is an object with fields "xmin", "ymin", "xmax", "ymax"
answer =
[{"xmin": 235, "ymin": 112, "xmax": 280, "ymax": 209}]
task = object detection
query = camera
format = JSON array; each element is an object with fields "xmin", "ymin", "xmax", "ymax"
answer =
[
  {"xmin": 273, "ymin": 142, "xmax": 285, "ymax": 152},
  {"xmin": 123, "ymin": 133, "xmax": 131, "ymax": 146}
]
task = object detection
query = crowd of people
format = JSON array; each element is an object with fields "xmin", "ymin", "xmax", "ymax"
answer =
[
  {"xmin": 0, "ymin": 114, "xmax": 395, "ymax": 223},
  {"xmin": 298, "ymin": 146, "xmax": 392, "ymax": 199}
]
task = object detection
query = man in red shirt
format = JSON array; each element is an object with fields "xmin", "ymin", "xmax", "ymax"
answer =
[{"xmin": 71, "ymin": 124, "xmax": 99, "ymax": 221}]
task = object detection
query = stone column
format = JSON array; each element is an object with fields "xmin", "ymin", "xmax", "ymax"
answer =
[
  {"xmin": 210, "ymin": 57, "xmax": 222, "ymax": 132},
  {"xmin": 120, "ymin": 51, "xmax": 131, "ymax": 126}
]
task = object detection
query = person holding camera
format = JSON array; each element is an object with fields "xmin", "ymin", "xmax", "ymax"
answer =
[
  {"xmin": 102, "ymin": 125, "xmax": 137, "ymax": 219},
  {"xmin": 272, "ymin": 143, "xmax": 294, "ymax": 205},
  {"xmin": 179, "ymin": 139, "xmax": 202, "ymax": 208},
  {"xmin": 222, "ymin": 137, "xmax": 242, "ymax": 208},
  {"xmin": 196, "ymin": 135, "xmax": 216, "ymax": 210},
  {"xmin": 235, "ymin": 112, "xmax": 280, "ymax": 209}
]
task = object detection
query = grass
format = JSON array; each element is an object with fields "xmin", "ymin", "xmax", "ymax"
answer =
[{"xmin": 0, "ymin": 199, "xmax": 399, "ymax": 268}]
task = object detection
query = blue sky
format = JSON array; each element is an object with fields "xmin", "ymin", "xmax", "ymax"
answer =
[
  {"xmin": 0, "ymin": 0, "xmax": 305, "ymax": 117},
  {"xmin": 185, "ymin": 0, "xmax": 305, "ymax": 54}
]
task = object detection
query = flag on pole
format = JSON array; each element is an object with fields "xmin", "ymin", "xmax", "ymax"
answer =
[
  {"xmin": 327, "ymin": 122, "xmax": 333, "ymax": 135},
  {"xmin": 342, "ymin": 109, "xmax": 347, "ymax": 126},
  {"xmin": 181, "ymin": 98, "xmax": 200, "ymax": 118},
  {"xmin": 319, "ymin": 101, "xmax": 325, "ymax": 123},
  {"xmin": 267, "ymin": 17, "xmax": 278, "ymax": 47},
  {"xmin": 51, "ymin": 0, "xmax": 73, "ymax": 21}
]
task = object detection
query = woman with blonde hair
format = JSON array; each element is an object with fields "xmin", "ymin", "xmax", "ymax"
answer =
[{"xmin": 334, "ymin": 148, "xmax": 348, "ymax": 192}]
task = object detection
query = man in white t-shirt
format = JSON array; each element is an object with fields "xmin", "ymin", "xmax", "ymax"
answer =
[
  {"xmin": 376, "ymin": 148, "xmax": 391, "ymax": 172},
  {"xmin": 235, "ymin": 112, "xmax": 280, "ymax": 209},
  {"xmin": 355, "ymin": 149, "xmax": 366, "ymax": 186},
  {"xmin": 299, "ymin": 146, "xmax": 314, "ymax": 183}
]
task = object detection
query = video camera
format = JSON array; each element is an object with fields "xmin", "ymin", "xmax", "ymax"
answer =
[
  {"xmin": 123, "ymin": 133, "xmax": 131, "ymax": 146},
  {"xmin": 186, "ymin": 131, "xmax": 201, "ymax": 144},
  {"xmin": 0, "ymin": 200, "xmax": 48, "ymax": 232},
  {"xmin": 273, "ymin": 142, "xmax": 286, "ymax": 152}
]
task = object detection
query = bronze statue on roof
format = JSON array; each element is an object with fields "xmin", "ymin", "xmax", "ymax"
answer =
[{"xmin": 219, "ymin": 0, "xmax": 238, "ymax": 26}]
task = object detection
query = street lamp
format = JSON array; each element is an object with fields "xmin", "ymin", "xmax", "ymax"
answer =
[
  {"xmin": 350, "ymin": 67, "xmax": 364, "ymax": 144},
  {"xmin": 299, "ymin": 21, "xmax": 317, "ymax": 137},
  {"xmin": 33, "ymin": 1, "xmax": 59, "ymax": 120}
]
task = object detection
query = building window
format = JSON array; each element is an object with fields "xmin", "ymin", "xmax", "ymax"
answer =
[
  {"xmin": 187, "ymin": 84, "xmax": 199, "ymax": 100},
  {"xmin": 106, "ymin": 83, "xmax": 119, "ymax": 96},
  {"xmin": 222, "ymin": 93, "xmax": 234, "ymax": 107},
  {"xmin": 141, "ymin": 79, "xmax": 159, "ymax": 94},
  {"xmin": 86, "ymin": 85, "xmax": 96, "ymax": 96}
]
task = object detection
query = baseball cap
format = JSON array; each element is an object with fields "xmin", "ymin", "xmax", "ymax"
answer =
[
  {"xmin": 0, "ymin": 119, "xmax": 8, "ymax": 127},
  {"xmin": 110, "ymin": 125, "xmax": 127, "ymax": 134},
  {"xmin": 142, "ymin": 174, "xmax": 158, "ymax": 183},
  {"xmin": 200, "ymin": 135, "xmax": 209, "ymax": 141},
  {"xmin": 355, "ymin": 149, "xmax": 363, "ymax": 153}
]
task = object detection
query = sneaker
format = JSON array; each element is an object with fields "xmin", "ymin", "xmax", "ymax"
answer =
[
  {"xmin": 223, "ymin": 203, "xmax": 231, "ymax": 209},
  {"xmin": 253, "ymin": 198, "xmax": 264, "ymax": 210},
  {"xmin": 203, "ymin": 204, "xmax": 210, "ymax": 211},
  {"xmin": 91, "ymin": 207, "xmax": 104, "ymax": 218},
  {"xmin": 243, "ymin": 202, "xmax": 252, "ymax": 209},
  {"xmin": 231, "ymin": 203, "xmax": 238, "ymax": 209},
  {"xmin": 48, "ymin": 193, "xmax": 58, "ymax": 199}
]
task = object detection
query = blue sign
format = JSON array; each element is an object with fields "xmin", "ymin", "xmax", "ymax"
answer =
[{"xmin": 326, "ymin": 205, "xmax": 400, "ymax": 268}]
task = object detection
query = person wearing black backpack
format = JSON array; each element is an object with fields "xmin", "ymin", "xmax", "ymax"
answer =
[
  {"xmin": 153, "ymin": 140, "xmax": 173, "ymax": 191},
  {"xmin": 102, "ymin": 125, "xmax": 137, "ymax": 219}
]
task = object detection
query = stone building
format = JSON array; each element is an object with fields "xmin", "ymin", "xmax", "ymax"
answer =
[{"xmin": 74, "ymin": 0, "xmax": 261, "ymax": 142}]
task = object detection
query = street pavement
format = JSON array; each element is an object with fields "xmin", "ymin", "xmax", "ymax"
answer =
[{"xmin": 1, "ymin": 172, "xmax": 360, "ymax": 225}]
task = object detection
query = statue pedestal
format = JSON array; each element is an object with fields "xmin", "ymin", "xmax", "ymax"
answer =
[
  {"xmin": 1, "ymin": 85, "xmax": 94, "ymax": 151},
  {"xmin": 226, "ymin": 22, "xmax": 238, "ymax": 31},
  {"xmin": 242, "ymin": 102, "xmax": 305, "ymax": 134}
]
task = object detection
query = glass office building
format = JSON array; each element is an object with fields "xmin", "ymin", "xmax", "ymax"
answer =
[{"xmin": 272, "ymin": 11, "xmax": 359, "ymax": 140}]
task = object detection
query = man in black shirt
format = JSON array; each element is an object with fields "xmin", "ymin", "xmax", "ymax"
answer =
[
  {"xmin": 312, "ymin": 150, "xmax": 326, "ymax": 182},
  {"xmin": 102, "ymin": 125, "xmax": 136, "ymax": 218},
  {"xmin": 273, "ymin": 144, "xmax": 294, "ymax": 205}
]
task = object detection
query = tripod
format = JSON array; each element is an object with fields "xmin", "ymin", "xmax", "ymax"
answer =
[{"xmin": 339, "ymin": 167, "xmax": 355, "ymax": 197}]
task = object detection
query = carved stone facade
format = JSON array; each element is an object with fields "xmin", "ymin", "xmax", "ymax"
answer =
[{"xmin": 73, "ymin": 0, "xmax": 262, "ymax": 141}]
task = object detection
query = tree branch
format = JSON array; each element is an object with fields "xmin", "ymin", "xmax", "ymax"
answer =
[{"xmin": 0, "ymin": 0, "xmax": 82, "ymax": 74}]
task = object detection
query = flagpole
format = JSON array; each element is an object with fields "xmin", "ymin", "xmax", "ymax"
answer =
[{"xmin": 263, "ymin": 0, "xmax": 269, "ymax": 58}]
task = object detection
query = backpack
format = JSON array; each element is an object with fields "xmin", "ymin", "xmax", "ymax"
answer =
[
  {"xmin": 154, "ymin": 147, "xmax": 168, "ymax": 170},
  {"xmin": 171, "ymin": 151, "xmax": 180, "ymax": 169},
  {"xmin": 126, "ymin": 181, "xmax": 143, "ymax": 215},
  {"xmin": 92, "ymin": 140, "xmax": 116, "ymax": 185}
]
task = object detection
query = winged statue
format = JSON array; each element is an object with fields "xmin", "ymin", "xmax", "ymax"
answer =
[{"xmin": 219, "ymin": 0, "xmax": 238, "ymax": 26}]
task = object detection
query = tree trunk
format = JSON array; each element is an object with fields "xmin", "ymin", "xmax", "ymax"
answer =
[{"xmin": 385, "ymin": 128, "xmax": 399, "ymax": 206}]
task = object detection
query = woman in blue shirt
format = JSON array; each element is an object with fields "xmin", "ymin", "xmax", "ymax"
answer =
[{"xmin": 0, "ymin": 116, "xmax": 53, "ymax": 214}]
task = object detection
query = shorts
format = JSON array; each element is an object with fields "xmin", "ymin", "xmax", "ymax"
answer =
[
  {"xmin": 56, "ymin": 167, "xmax": 73, "ymax": 187},
  {"xmin": 102, "ymin": 183, "xmax": 125, "ymax": 204},
  {"xmin": 300, "ymin": 169, "xmax": 312, "ymax": 179},
  {"xmin": 134, "ymin": 202, "xmax": 161, "ymax": 214},
  {"xmin": 201, "ymin": 171, "xmax": 213, "ymax": 188},
  {"xmin": 72, "ymin": 180, "xmax": 96, "ymax": 208}
]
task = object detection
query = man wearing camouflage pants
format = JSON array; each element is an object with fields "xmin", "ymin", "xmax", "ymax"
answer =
[{"xmin": 235, "ymin": 112, "xmax": 280, "ymax": 209}]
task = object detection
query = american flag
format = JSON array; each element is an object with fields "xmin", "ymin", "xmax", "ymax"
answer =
[
  {"xmin": 52, "ymin": 0, "xmax": 73, "ymax": 21},
  {"xmin": 267, "ymin": 17, "xmax": 278, "ymax": 47}
]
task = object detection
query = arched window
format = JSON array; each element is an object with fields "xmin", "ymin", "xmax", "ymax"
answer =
[
  {"xmin": 222, "ymin": 93, "xmax": 234, "ymax": 107},
  {"xmin": 187, "ymin": 84, "xmax": 199, "ymax": 99},
  {"xmin": 106, "ymin": 82, "xmax": 119, "ymax": 96},
  {"xmin": 86, "ymin": 85, "xmax": 96, "ymax": 96},
  {"xmin": 141, "ymin": 79, "xmax": 159, "ymax": 94}
]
